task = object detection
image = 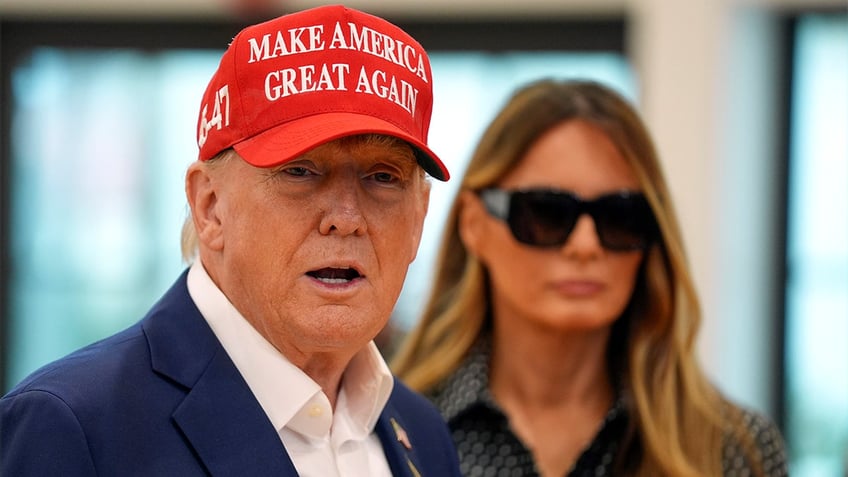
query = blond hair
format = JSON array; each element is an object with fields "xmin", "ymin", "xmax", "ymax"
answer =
[{"xmin": 392, "ymin": 79, "xmax": 763, "ymax": 476}]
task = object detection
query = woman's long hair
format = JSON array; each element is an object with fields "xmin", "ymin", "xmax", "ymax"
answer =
[{"xmin": 392, "ymin": 79, "xmax": 762, "ymax": 476}]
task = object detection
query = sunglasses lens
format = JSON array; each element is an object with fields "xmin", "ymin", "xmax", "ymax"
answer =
[
  {"xmin": 482, "ymin": 188, "xmax": 657, "ymax": 250},
  {"xmin": 507, "ymin": 191, "xmax": 578, "ymax": 247},
  {"xmin": 592, "ymin": 194, "xmax": 656, "ymax": 250}
]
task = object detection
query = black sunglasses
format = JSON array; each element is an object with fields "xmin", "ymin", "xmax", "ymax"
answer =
[{"xmin": 478, "ymin": 188, "xmax": 658, "ymax": 251}]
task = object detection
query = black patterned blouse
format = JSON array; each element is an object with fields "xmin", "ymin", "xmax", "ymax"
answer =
[{"xmin": 429, "ymin": 339, "xmax": 789, "ymax": 477}]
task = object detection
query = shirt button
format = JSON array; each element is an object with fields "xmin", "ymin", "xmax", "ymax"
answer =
[{"xmin": 308, "ymin": 404, "xmax": 324, "ymax": 417}]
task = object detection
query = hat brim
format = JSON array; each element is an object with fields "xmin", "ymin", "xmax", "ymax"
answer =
[{"xmin": 233, "ymin": 112, "xmax": 449, "ymax": 181}]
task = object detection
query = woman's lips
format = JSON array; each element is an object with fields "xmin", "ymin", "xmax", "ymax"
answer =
[{"xmin": 552, "ymin": 280, "xmax": 604, "ymax": 296}]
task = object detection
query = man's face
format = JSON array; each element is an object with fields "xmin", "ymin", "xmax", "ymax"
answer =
[{"xmin": 190, "ymin": 136, "xmax": 430, "ymax": 360}]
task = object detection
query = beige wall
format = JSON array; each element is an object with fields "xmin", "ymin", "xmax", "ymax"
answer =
[
  {"xmin": 0, "ymin": 0, "xmax": 841, "ymax": 17},
  {"xmin": 3, "ymin": 0, "xmax": 841, "ymax": 416}
]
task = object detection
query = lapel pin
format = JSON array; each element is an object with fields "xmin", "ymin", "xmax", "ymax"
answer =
[
  {"xmin": 390, "ymin": 417, "xmax": 413, "ymax": 450},
  {"xmin": 406, "ymin": 457, "xmax": 422, "ymax": 477}
]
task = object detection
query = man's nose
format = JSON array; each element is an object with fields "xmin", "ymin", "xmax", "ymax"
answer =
[{"xmin": 317, "ymin": 180, "xmax": 368, "ymax": 236}]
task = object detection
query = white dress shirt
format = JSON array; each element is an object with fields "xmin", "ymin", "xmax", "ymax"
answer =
[{"xmin": 187, "ymin": 261, "xmax": 394, "ymax": 477}]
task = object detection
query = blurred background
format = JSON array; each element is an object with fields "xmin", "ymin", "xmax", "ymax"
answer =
[{"xmin": 0, "ymin": 0, "xmax": 845, "ymax": 475}]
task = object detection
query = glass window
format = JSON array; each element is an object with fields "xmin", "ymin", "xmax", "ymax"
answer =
[
  {"xmin": 784, "ymin": 13, "xmax": 848, "ymax": 477},
  {"xmin": 8, "ymin": 49, "xmax": 221, "ymax": 387},
  {"xmin": 5, "ymin": 45, "xmax": 633, "ymax": 389}
]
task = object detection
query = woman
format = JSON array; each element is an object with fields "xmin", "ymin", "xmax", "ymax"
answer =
[{"xmin": 392, "ymin": 79, "xmax": 787, "ymax": 476}]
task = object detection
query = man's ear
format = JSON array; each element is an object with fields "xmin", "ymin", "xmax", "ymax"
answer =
[{"xmin": 185, "ymin": 162, "xmax": 224, "ymax": 251}]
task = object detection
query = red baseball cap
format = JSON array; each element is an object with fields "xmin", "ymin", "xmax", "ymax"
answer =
[{"xmin": 196, "ymin": 4, "xmax": 449, "ymax": 181}]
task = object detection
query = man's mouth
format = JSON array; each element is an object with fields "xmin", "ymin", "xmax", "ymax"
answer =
[{"xmin": 306, "ymin": 267, "xmax": 363, "ymax": 284}]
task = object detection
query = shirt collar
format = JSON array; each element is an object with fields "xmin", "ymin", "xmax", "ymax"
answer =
[
  {"xmin": 432, "ymin": 335, "xmax": 628, "ymax": 425},
  {"xmin": 186, "ymin": 260, "xmax": 393, "ymax": 440}
]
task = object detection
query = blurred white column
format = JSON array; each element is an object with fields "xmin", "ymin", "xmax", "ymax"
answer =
[{"xmin": 713, "ymin": 8, "xmax": 782, "ymax": 418}]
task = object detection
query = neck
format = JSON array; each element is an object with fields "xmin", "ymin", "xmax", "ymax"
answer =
[
  {"xmin": 488, "ymin": 313, "xmax": 617, "ymax": 477},
  {"xmin": 489, "ymin": 318, "xmax": 614, "ymax": 408},
  {"xmin": 278, "ymin": 345, "xmax": 358, "ymax": 408}
]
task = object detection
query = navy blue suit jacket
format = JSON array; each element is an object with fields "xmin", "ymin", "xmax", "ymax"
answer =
[{"xmin": 1, "ymin": 272, "xmax": 461, "ymax": 476}]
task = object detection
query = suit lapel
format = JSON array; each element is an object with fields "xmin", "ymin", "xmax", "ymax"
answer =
[
  {"xmin": 172, "ymin": 349, "xmax": 298, "ymax": 476},
  {"xmin": 375, "ymin": 403, "xmax": 423, "ymax": 477},
  {"xmin": 142, "ymin": 272, "xmax": 299, "ymax": 476}
]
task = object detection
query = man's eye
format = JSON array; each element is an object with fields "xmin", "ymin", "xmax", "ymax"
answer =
[
  {"xmin": 283, "ymin": 167, "xmax": 311, "ymax": 177},
  {"xmin": 372, "ymin": 172, "xmax": 397, "ymax": 183}
]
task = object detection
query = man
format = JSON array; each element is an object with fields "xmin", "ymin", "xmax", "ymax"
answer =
[{"xmin": 1, "ymin": 5, "xmax": 460, "ymax": 476}]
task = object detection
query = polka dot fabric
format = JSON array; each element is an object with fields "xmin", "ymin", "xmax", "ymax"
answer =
[{"xmin": 430, "ymin": 338, "xmax": 789, "ymax": 476}]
